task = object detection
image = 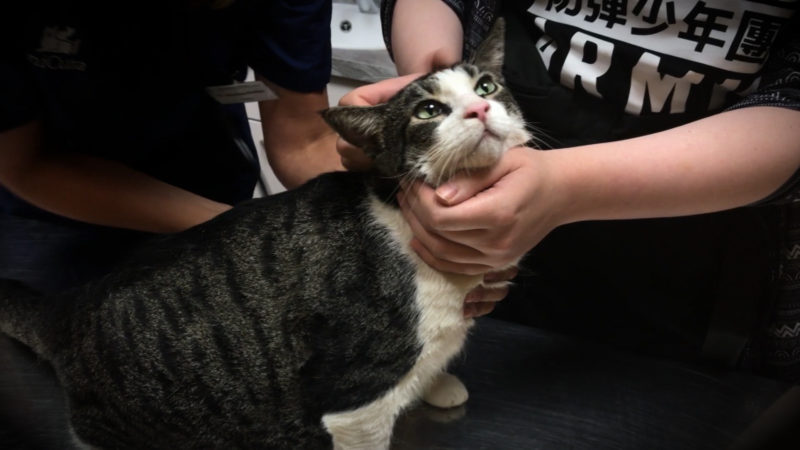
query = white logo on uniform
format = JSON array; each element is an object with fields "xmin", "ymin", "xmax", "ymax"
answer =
[
  {"xmin": 37, "ymin": 26, "xmax": 81, "ymax": 55},
  {"xmin": 28, "ymin": 26, "xmax": 86, "ymax": 71}
]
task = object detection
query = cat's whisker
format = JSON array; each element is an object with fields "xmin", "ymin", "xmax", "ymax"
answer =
[{"xmin": 524, "ymin": 122, "xmax": 553, "ymax": 150}]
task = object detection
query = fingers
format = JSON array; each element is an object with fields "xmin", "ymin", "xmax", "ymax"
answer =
[
  {"xmin": 462, "ymin": 267, "xmax": 518, "ymax": 319},
  {"xmin": 399, "ymin": 181, "xmax": 484, "ymax": 232},
  {"xmin": 483, "ymin": 266, "xmax": 519, "ymax": 284},
  {"xmin": 398, "ymin": 183, "xmax": 515, "ymax": 272},
  {"xmin": 401, "ymin": 176, "xmax": 518, "ymax": 233},
  {"xmin": 465, "ymin": 283, "xmax": 509, "ymax": 304},
  {"xmin": 400, "ymin": 192, "xmax": 490, "ymax": 274},
  {"xmin": 338, "ymin": 73, "xmax": 423, "ymax": 107},
  {"xmin": 336, "ymin": 137, "xmax": 373, "ymax": 172},
  {"xmin": 463, "ymin": 301, "xmax": 496, "ymax": 319},
  {"xmin": 408, "ymin": 237, "xmax": 493, "ymax": 275},
  {"xmin": 339, "ymin": 73, "xmax": 423, "ymax": 106},
  {"xmin": 434, "ymin": 164, "xmax": 510, "ymax": 206}
]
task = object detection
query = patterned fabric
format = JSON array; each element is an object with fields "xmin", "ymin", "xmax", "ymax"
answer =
[
  {"xmin": 733, "ymin": 13, "xmax": 800, "ymax": 383},
  {"xmin": 729, "ymin": 10, "xmax": 800, "ymax": 205},
  {"xmin": 760, "ymin": 203, "xmax": 800, "ymax": 382}
]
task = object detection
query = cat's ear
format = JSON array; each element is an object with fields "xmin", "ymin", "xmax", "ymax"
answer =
[
  {"xmin": 469, "ymin": 18, "xmax": 505, "ymax": 74},
  {"xmin": 321, "ymin": 105, "xmax": 387, "ymax": 155}
]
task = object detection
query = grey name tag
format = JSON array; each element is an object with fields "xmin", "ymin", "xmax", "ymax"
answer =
[{"xmin": 206, "ymin": 81, "xmax": 278, "ymax": 104}]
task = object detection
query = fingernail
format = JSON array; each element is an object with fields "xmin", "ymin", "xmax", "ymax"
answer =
[
  {"xmin": 436, "ymin": 184, "xmax": 457, "ymax": 203},
  {"xmin": 465, "ymin": 291, "xmax": 480, "ymax": 303}
]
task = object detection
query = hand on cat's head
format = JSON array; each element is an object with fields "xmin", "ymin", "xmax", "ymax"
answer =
[{"xmin": 334, "ymin": 73, "xmax": 425, "ymax": 171}]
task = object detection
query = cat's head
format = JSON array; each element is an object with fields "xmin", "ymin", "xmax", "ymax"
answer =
[{"xmin": 322, "ymin": 19, "xmax": 531, "ymax": 186}]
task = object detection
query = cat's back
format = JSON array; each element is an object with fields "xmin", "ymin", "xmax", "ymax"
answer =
[{"xmin": 57, "ymin": 171, "xmax": 424, "ymax": 448}]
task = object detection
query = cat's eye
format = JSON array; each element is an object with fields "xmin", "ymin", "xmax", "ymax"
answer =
[
  {"xmin": 475, "ymin": 77, "xmax": 498, "ymax": 97},
  {"xmin": 414, "ymin": 100, "xmax": 447, "ymax": 119}
]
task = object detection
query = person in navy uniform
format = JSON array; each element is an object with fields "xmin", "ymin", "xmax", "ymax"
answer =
[{"xmin": 0, "ymin": 0, "xmax": 341, "ymax": 293}]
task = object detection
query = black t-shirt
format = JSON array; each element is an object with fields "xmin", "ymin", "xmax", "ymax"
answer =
[
  {"xmin": 499, "ymin": 2, "xmax": 797, "ymax": 367},
  {"xmin": 381, "ymin": 0, "xmax": 800, "ymax": 374},
  {"xmin": 499, "ymin": 0, "xmax": 797, "ymax": 146}
]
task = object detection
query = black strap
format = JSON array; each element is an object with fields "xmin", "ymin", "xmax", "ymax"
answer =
[{"xmin": 702, "ymin": 209, "xmax": 772, "ymax": 367}]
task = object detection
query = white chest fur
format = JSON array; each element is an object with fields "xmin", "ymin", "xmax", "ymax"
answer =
[
  {"xmin": 321, "ymin": 196, "xmax": 482, "ymax": 450},
  {"xmin": 369, "ymin": 196, "xmax": 479, "ymax": 352}
]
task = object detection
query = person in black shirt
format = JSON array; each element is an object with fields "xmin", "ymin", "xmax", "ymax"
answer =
[{"xmin": 340, "ymin": 0, "xmax": 800, "ymax": 382}]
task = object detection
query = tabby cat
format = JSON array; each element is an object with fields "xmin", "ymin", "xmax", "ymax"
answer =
[{"xmin": 0, "ymin": 20, "xmax": 530, "ymax": 449}]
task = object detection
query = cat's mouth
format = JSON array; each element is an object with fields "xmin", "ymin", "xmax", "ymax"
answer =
[
  {"xmin": 481, "ymin": 129, "xmax": 499, "ymax": 139},
  {"xmin": 472, "ymin": 127, "xmax": 502, "ymax": 152},
  {"xmin": 455, "ymin": 127, "xmax": 504, "ymax": 172}
]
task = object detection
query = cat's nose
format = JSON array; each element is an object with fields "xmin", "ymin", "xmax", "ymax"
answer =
[{"xmin": 464, "ymin": 100, "xmax": 490, "ymax": 122}]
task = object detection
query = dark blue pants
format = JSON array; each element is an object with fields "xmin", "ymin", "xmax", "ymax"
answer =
[
  {"xmin": 0, "ymin": 215, "xmax": 150, "ymax": 448},
  {"xmin": 0, "ymin": 215, "xmax": 150, "ymax": 294}
]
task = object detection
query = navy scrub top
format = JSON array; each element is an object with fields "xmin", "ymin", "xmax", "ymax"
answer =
[{"xmin": 0, "ymin": 0, "xmax": 332, "ymax": 223}]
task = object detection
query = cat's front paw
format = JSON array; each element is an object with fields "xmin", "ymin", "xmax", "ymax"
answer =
[{"xmin": 422, "ymin": 372, "xmax": 468, "ymax": 409}]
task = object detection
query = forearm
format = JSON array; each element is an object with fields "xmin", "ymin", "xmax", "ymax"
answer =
[
  {"xmin": 9, "ymin": 155, "xmax": 230, "ymax": 232},
  {"xmin": 0, "ymin": 123, "xmax": 230, "ymax": 233},
  {"xmin": 391, "ymin": 0, "xmax": 463, "ymax": 74},
  {"xmin": 263, "ymin": 131, "xmax": 341, "ymax": 189},
  {"xmin": 547, "ymin": 106, "xmax": 800, "ymax": 224},
  {"xmin": 257, "ymin": 76, "xmax": 343, "ymax": 189}
]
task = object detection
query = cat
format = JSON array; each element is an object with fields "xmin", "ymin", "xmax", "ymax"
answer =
[{"xmin": 0, "ymin": 19, "xmax": 530, "ymax": 450}]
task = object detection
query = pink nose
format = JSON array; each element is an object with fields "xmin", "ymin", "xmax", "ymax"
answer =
[{"xmin": 464, "ymin": 100, "xmax": 490, "ymax": 122}]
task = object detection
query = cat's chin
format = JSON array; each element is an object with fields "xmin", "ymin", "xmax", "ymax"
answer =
[
  {"xmin": 461, "ymin": 133, "xmax": 506, "ymax": 167},
  {"xmin": 444, "ymin": 154, "xmax": 503, "ymax": 181}
]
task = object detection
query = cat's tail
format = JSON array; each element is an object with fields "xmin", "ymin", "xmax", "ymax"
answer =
[{"xmin": 0, "ymin": 279, "xmax": 57, "ymax": 358}]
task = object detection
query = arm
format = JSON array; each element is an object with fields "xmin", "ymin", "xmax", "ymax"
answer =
[
  {"xmin": 257, "ymin": 75, "xmax": 343, "ymax": 189},
  {"xmin": 0, "ymin": 121, "xmax": 231, "ymax": 233},
  {"xmin": 547, "ymin": 107, "xmax": 800, "ymax": 221},
  {"xmin": 400, "ymin": 13, "xmax": 800, "ymax": 274},
  {"xmin": 399, "ymin": 106, "xmax": 800, "ymax": 274},
  {"xmin": 238, "ymin": 0, "xmax": 341, "ymax": 188},
  {"xmin": 390, "ymin": 0, "xmax": 463, "ymax": 74},
  {"xmin": 336, "ymin": 0, "xmax": 465, "ymax": 170}
]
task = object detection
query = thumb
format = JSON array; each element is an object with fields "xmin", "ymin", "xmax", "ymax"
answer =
[{"xmin": 435, "ymin": 163, "xmax": 511, "ymax": 206}]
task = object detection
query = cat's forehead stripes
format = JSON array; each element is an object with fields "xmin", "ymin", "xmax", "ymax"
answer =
[
  {"xmin": 456, "ymin": 63, "xmax": 480, "ymax": 78},
  {"xmin": 413, "ymin": 75, "xmax": 443, "ymax": 96},
  {"xmin": 405, "ymin": 65, "xmax": 487, "ymax": 101},
  {"xmin": 430, "ymin": 66, "xmax": 486, "ymax": 101}
]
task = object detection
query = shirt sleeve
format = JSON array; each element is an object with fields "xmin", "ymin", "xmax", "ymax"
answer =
[
  {"xmin": 380, "ymin": 0, "xmax": 497, "ymax": 61},
  {"xmin": 241, "ymin": 0, "xmax": 332, "ymax": 93},
  {"xmin": 730, "ymin": 14, "xmax": 800, "ymax": 205},
  {"xmin": 728, "ymin": 14, "xmax": 800, "ymax": 113}
]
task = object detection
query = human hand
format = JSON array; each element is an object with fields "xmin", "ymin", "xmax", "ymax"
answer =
[
  {"xmin": 397, "ymin": 146, "xmax": 567, "ymax": 275},
  {"xmin": 463, "ymin": 266, "xmax": 519, "ymax": 318},
  {"xmin": 335, "ymin": 73, "xmax": 424, "ymax": 171}
]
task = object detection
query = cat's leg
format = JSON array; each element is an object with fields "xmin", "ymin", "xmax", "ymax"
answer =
[
  {"xmin": 322, "ymin": 396, "xmax": 399, "ymax": 450},
  {"xmin": 421, "ymin": 371, "xmax": 468, "ymax": 409}
]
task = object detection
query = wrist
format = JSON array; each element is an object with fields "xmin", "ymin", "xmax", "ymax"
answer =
[{"xmin": 530, "ymin": 148, "xmax": 585, "ymax": 228}]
